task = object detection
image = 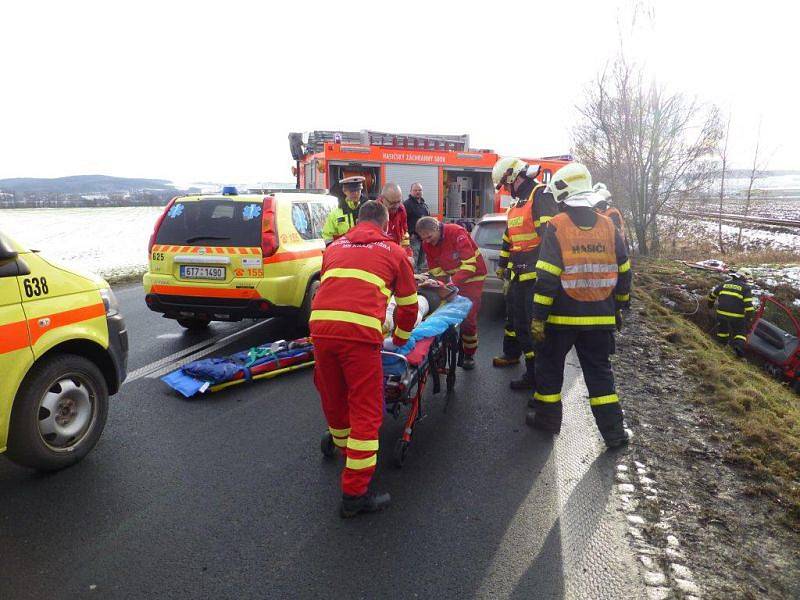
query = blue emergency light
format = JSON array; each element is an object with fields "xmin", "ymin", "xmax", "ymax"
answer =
[{"xmin": 222, "ymin": 186, "xmax": 238, "ymax": 195}]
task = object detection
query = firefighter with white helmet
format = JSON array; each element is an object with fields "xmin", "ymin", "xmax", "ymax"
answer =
[
  {"xmin": 593, "ymin": 183, "xmax": 628, "ymax": 246},
  {"xmin": 491, "ymin": 157, "xmax": 557, "ymax": 391},
  {"xmin": 527, "ymin": 162, "xmax": 632, "ymax": 448}
]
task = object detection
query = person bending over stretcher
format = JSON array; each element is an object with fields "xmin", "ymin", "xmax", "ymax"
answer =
[{"xmin": 415, "ymin": 217, "xmax": 487, "ymax": 370}]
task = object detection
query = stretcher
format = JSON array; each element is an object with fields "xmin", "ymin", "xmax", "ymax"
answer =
[{"xmin": 374, "ymin": 291, "xmax": 473, "ymax": 467}]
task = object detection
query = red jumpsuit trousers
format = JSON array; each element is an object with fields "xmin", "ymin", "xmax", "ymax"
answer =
[
  {"xmin": 313, "ymin": 338, "xmax": 384, "ymax": 497},
  {"xmin": 459, "ymin": 281, "xmax": 483, "ymax": 357}
]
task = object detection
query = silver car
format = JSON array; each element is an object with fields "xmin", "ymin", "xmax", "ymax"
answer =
[{"xmin": 471, "ymin": 213, "xmax": 507, "ymax": 294}]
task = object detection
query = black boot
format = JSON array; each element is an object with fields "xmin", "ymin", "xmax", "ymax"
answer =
[
  {"xmin": 604, "ymin": 428, "xmax": 631, "ymax": 449},
  {"xmin": 462, "ymin": 356, "xmax": 475, "ymax": 370},
  {"xmin": 525, "ymin": 410, "xmax": 560, "ymax": 434},
  {"xmin": 510, "ymin": 359, "xmax": 536, "ymax": 391},
  {"xmin": 340, "ymin": 491, "xmax": 391, "ymax": 518}
]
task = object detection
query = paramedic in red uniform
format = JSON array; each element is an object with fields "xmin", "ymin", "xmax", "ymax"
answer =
[
  {"xmin": 415, "ymin": 216, "xmax": 487, "ymax": 370},
  {"xmin": 377, "ymin": 182, "xmax": 413, "ymax": 261},
  {"xmin": 310, "ymin": 200, "xmax": 419, "ymax": 518}
]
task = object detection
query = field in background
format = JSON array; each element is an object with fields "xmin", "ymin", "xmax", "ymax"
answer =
[{"xmin": 1, "ymin": 207, "xmax": 162, "ymax": 282}]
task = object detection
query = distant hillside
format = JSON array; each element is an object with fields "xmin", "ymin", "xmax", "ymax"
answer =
[{"xmin": 0, "ymin": 175, "xmax": 177, "ymax": 193}]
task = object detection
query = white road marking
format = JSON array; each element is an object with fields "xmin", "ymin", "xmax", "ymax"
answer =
[
  {"xmin": 124, "ymin": 320, "xmax": 272, "ymax": 384},
  {"xmin": 156, "ymin": 333, "xmax": 182, "ymax": 340}
]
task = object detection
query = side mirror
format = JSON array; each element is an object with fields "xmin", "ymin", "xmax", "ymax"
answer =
[{"xmin": 0, "ymin": 237, "xmax": 18, "ymax": 262}]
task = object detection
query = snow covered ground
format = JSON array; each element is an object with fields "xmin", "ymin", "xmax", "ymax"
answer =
[{"xmin": 0, "ymin": 207, "xmax": 162, "ymax": 282}]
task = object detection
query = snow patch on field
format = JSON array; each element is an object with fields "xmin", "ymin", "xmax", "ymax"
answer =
[{"xmin": 0, "ymin": 207, "xmax": 162, "ymax": 281}]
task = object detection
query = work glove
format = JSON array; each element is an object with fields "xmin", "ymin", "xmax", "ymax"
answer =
[
  {"xmin": 495, "ymin": 267, "xmax": 506, "ymax": 280},
  {"xmin": 530, "ymin": 319, "xmax": 546, "ymax": 344},
  {"xmin": 615, "ymin": 309, "xmax": 623, "ymax": 333}
]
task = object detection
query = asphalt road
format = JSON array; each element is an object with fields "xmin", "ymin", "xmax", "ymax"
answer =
[{"xmin": 0, "ymin": 285, "xmax": 644, "ymax": 599}]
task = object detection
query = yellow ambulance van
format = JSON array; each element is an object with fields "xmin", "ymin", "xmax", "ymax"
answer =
[
  {"xmin": 143, "ymin": 190, "xmax": 337, "ymax": 329},
  {"xmin": 0, "ymin": 231, "xmax": 127, "ymax": 470}
]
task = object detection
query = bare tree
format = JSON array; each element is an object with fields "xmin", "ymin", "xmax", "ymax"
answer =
[
  {"xmin": 736, "ymin": 119, "xmax": 764, "ymax": 249},
  {"xmin": 573, "ymin": 58, "xmax": 723, "ymax": 255},
  {"xmin": 717, "ymin": 114, "xmax": 732, "ymax": 254}
]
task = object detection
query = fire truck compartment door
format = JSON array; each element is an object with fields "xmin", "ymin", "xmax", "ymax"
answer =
[{"xmin": 384, "ymin": 164, "xmax": 439, "ymax": 215}]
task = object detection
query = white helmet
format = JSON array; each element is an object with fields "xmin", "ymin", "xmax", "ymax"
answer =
[
  {"xmin": 548, "ymin": 162, "xmax": 595, "ymax": 207},
  {"xmin": 492, "ymin": 157, "xmax": 528, "ymax": 190},
  {"xmin": 735, "ymin": 267, "xmax": 753, "ymax": 281},
  {"xmin": 594, "ymin": 183, "xmax": 612, "ymax": 204}
]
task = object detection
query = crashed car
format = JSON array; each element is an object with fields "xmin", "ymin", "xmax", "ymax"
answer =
[{"xmin": 746, "ymin": 295, "xmax": 800, "ymax": 394}]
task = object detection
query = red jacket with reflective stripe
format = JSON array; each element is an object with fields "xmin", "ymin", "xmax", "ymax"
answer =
[
  {"xmin": 422, "ymin": 223, "xmax": 487, "ymax": 288},
  {"xmin": 310, "ymin": 222, "xmax": 419, "ymax": 346},
  {"xmin": 386, "ymin": 204, "xmax": 412, "ymax": 257}
]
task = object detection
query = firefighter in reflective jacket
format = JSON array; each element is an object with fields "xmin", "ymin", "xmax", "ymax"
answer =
[
  {"xmin": 593, "ymin": 183, "xmax": 628, "ymax": 250},
  {"xmin": 310, "ymin": 201, "xmax": 418, "ymax": 518},
  {"xmin": 707, "ymin": 268, "xmax": 755, "ymax": 356},
  {"xmin": 322, "ymin": 176, "xmax": 368, "ymax": 245},
  {"xmin": 491, "ymin": 157, "xmax": 557, "ymax": 390},
  {"xmin": 416, "ymin": 216, "xmax": 487, "ymax": 371},
  {"xmin": 528, "ymin": 163, "xmax": 632, "ymax": 449}
]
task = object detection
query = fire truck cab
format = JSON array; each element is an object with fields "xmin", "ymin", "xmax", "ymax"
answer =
[{"xmin": 289, "ymin": 130, "xmax": 570, "ymax": 223}]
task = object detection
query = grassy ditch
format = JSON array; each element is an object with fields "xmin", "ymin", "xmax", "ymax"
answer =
[{"xmin": 634, "ymin": 257, "xmax": 800, "ymax": 528}]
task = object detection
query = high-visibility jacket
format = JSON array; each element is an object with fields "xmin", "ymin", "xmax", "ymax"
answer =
[
  {"xmin": 386, "ymin": 204, "xmax": 413, "ymax": 257},
  {"xmin": 599, "ymin": 206, "xmax": 626, "ymax": 241},
  {"xmin": 532, "ymin": 209, "xmax": 631, "ymax": 330},
  {"xmin": 498, "ymin": 181, "xmax": 557, "ymax": 282},
  {"xmin": 310, "ymin": 221, "xmax": 418, "ymax": 346},
  {"xmin": 708, "ymin": 279, "xmax": 754, "ymax": 318},
  {"xmin": 423, "ymin": 223, "xmax": 487, "ymax": 288},
  {"xmin": 322, "ymin": 197, "xmax": 364, "ymax": 244}
]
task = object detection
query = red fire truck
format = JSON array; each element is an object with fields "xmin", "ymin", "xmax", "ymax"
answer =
[{"xmin": 288, "ymin": 130, "xmax": 571, "ymax": 221}]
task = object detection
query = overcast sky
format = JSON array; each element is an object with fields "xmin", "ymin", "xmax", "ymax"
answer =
[{"xmin": 1, "ymin": 0, "xmax": 798, "ymax": 183}]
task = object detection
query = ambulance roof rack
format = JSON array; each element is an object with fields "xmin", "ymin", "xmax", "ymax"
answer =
[{"xmin": 302, "ymin": 130, "xmax": 487, "ymax": 154}]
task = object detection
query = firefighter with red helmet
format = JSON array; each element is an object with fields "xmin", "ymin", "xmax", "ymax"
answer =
[
  {"xmin": 415, "ymin": 216, "xmax": 487, "ymax": 370},
  {"xmin": 377, "ymin": 182, "xmax": 413, "ymax": 260},
  {"xmin": 491, "ymin": 157, "xmax": 557, "ymax": 390},
  {"xmin": 527, "ymin": 163, "xmax": 631, "ymax": 449},
  {"xmin": 311, "ymin": 201, "xmax": 418, "ymax": 518}
]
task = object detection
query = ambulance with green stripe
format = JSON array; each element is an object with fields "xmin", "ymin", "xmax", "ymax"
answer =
[
  {"xmin": 0, "ymin": 231, "xmax": 127, "ymax": 470},
  {"xmin": 143, "ymin": 189, "xmax": 338, "ymax": 329}
]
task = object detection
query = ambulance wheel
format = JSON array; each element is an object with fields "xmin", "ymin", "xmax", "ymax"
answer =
[
  {"xmin": 392, "ymin": 439, "xmax": 409, "ymax": 468},
  {"xmin": 320, "ymin": 431, "xmax": 336, "ymax": 457},
  {"xmin": 177, "ymin": 317, "xmax": 210, "ymax": 330},
  {"xmin": 6, "ymin": 354, "xmax": 109, "ymax": 471}
]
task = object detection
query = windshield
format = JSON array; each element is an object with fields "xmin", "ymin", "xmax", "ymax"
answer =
[
  {"xmin": 473, "ymin": 220, "xmax": 505, "ymax": 249},
  {"xmin": 155, "ymin": 199, "xmax": 263, "ymax": 247}
]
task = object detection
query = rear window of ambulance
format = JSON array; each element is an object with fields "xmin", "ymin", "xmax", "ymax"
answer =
[{"xmin": 155, "ymin": 199, "xmax": 262, "ymax": 247}]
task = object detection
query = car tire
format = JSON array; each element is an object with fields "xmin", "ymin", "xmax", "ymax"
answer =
[
  {"xmin": 177, "ymin": 318, "xmax": 210, "ymax": 331},
  {"xmin": 297, "ymin": 278, "xmax": 320, "ymax": 329},
  {"xmin": 6, "ymin": 354, "xmax": 109, "ymax": 471}
]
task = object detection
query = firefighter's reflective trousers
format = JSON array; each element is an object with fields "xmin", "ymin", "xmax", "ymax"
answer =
[
  {"xmin": 508, "ymin": 276, "xmax": 537, "ymax": 380},
  {"xmin": 460, "ymin": 281, "xmax": 483, "ymax": 357},
  {"xmin": 313, "ymin": 338, "xmax": 383, "ymax": 497},
  {"xmin": 715, "ymin": 314, "xmax": 747, "ymax": 354},
  {"xmin": 532, "ymin": 328, "xmax": 625, "ymax": 442}
]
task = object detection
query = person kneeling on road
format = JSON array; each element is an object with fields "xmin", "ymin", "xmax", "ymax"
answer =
[
  {"xmin": 527, "ymin": 163, "xmax": 632, "ymax": 449},
  {"xmin": 415, "ymin": 216, "xmax": 487, "ymax": 371},
  {"xmin": 310, "ymin": 201, "xmax": 418, "ymax": 518},
  {"xmin": 707, "ymin": 268, "xmax": 755, "ymax": 357}
]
